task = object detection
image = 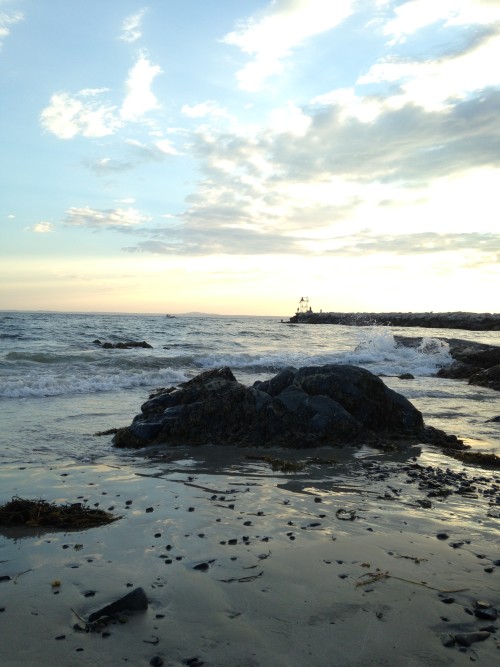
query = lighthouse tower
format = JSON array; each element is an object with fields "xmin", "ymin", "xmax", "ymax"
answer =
[{"xmin": 297, "ymin": 296, "xmax": 310, "ymax": 314}]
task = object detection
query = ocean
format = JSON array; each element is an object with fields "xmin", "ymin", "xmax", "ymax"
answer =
[{"xmin": 0, "ymin": 311, "xmax": 498, "ymax": 466}]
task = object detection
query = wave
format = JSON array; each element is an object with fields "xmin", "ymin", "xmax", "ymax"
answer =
[
  {"xmin": 0, "ymin": 329, "xmax": 453, "ymax": 398},
  {"xmin": 0, "ymin": 366, "xmax": 188, "ymax": 398}
]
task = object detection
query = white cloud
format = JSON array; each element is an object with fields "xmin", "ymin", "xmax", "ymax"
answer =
[
  {"xmin": 40, "ymin": 92, "xmax": 121, "ymax": 139},
  {"xmin": 0, "ymin": 7, "xmax": 23, "ymax": 49},
  {"xmin": 64, "ymin": 206, "xmax": 150, "ymax": 229},
  {"xmin": 120, "ymin": 54, "xmax": 162, "ymax": 121},
  {"xmin": 155, "ymin": 139, "xmax": 180, "ymax": 155},
  {"xmin": 41, "ymin": 54, "xmax": 162, "ymax": 138},
  {"xmin": 29, "ymin": 222, "xmax": 54, "ymax": 233},
  {"xmin": 181, "ymin": 101, "xmax": 227, "ymax": 119},
  {"xmin": 268, "ymin": 102, "xmax": 311, "ymax": 136},
  {"xmin": 223, "ymin": 0, "xmax": 356, "ymax": 91},
  {"xmin": 359, "ymin": 29, "xmax": 500, "ymax": 110},
  {"xmin": 384, "ymin": 0, "xmax": 500, "ymax": 44},
  {"xmin": 120, "ymin": 8, "xmax": 148, "ymax": 43},
  {"xmin": 311, "ymin": 88, "xmax": 383, "ymax": 123}
]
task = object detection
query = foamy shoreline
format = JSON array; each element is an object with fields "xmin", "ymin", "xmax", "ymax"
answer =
[{"xmin": 0, "ymin": 445, "xmax": 499, "ymax": 666}]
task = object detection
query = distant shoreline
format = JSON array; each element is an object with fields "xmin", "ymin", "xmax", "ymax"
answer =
[{"xmin": 289, "ymin": 311, "xmax": 500, "ymax": 331}]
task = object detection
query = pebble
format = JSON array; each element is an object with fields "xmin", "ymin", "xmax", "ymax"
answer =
[
  {"xmin": 436, "ymin": 532, "xmax": 449, "ymax": 540},
  {"xmin": 454, "ymin": 631, "xmax": 491, "ymax": 647}
]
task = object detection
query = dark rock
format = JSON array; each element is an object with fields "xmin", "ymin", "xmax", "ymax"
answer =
[
  {"xmin": 454, "ymin": 631, "xmax": 491, "ymax": 646},
  {"xmin": 113, "ymin": 364, "xmax": 451, "ymax": 450},
  {"xmin": 88, "ymin": 587, "xmax": 148, "ymax": 622},
  {"xmin": 474, "ymin": 606, "xmax": 498, "ymax": 621},
  {"xmin": 290, "ymin": 311, "xmax": 500, "ymax": 331},
  {"xmin": 96, "ymin": 340, "xmax": 153, "ymax": 349},
  {"xmin": 469, "ymin": 365, "xmax": 500, "ymax": 391}
]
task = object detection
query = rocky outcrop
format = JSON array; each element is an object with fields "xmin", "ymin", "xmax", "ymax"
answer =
[
  {"xmin": 290, "ymin": 311, "xmax": 500, "ymax": 331},
  {"xmin": 113, "ymin": 365, "xmax": 461, "ymax": 450},
  {"xmin": 93, "ymin": 339, "xmax": 152, "ymax": 349},
  {"xmin": 395, "ymin": 336, "xmax": 500, "ymax": 391}
]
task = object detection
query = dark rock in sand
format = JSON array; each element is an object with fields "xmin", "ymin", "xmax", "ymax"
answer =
[
  {"xmin": 87, "ymin": 587, "xmax": 148, "ymax": 622},
  {"xmin": 113, "ymin": 365, "xmax": 461, "ymax": 450}
]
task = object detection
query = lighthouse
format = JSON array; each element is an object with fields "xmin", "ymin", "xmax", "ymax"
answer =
[{"xmin": 297, "ymin": 296, "xmax": 311, "ymax": 314}]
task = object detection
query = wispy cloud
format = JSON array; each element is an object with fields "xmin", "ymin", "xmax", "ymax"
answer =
[
  {"xmin": 223, "ymin": 0, "xmax": 356, "ymax": 91},
  {"xmin": 64, "ymin": 206, "xmax": 151, "ymax": 230},
  {"xmin": 0, "ymin": 5, "xmax": 23, "ymax": 50},
  {"xmin": 119, "ymin": 8, "xmax": 148, "ymax": 43}
]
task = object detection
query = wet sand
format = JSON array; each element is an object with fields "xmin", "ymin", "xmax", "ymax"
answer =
[{"xmin": 0, "ymin": 445, "xmax": 499, "ymax": 666}]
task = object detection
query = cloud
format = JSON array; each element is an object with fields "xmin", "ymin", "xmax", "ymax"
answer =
[
  {"xmin": 223, "ymin": 0, "xmax": 356, "ymax": 91},
  {"xmin": 0, "ymin": 5, "xmax": 23, "ymax": 50},
  {"xmin": 327, "ymin": 230, "xmax": 500, "ymax": 257},
  {"xmin": 359, "ymin": 27, "xmax": 500, "ymax": 111},
  {"xmin": 120, "ymin": 54, "xmax": 162, "ymax": 121},
  {"xmin": 26, "ymin": 222, "xmax": 54, "ymax": 233},
  {"xmin": 64, "ymin": 206, "xmax": 151, "ymax": 230},
  {"xmin": 40, "ymin": 91, "xmax": 121, "ymax": 139},
  {"xmin": 119, "ymin": 8, "xmax": 148, "ymax": 43},
  {"xmin": 40, "ymin": 54, "xmax": 162, "ymax": 138},
  {"xmin": 383, "ymin": 0, "xmax": 500, "ymax": 44},
  {"xmin": 271, "ymin": 89, "xmax": 500, "ymax": 184},
  {"xmin": 122, "ymin": 225, "xmax": 305, "ymax": 256},
  {"xmin": 126, "ymin": 138, "xmax": 180, "ymax": 158},
  {"xmin": 181, "ymin": 101, "xmax": 228, "ymax": 119}
]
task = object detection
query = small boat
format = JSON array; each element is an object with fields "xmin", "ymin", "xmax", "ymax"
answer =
[{"xmin": 165, "ymin": 314, "xmax": 176, "ymax": 318}]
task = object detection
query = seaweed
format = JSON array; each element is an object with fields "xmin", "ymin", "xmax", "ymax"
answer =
[
  {"xmin": 0, "ymin": 497, "xmax": 120, "ymax": 530},
  {"xmin": 442, "ymin": 450, "xmax": 500, "ymax": 469},
  {"xmin": 244, "ymin": 455, "xmax": 305, "ymax": 472}
]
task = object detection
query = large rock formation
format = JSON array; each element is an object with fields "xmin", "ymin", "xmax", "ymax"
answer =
[{"xmin": 113, "ymin": 365, "xmax": 461, "ymax": 450}]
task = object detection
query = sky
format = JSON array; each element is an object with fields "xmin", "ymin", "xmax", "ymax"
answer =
[{"xmin": 1, "ymin": 0, "xmax": 499, "ymax": 316}]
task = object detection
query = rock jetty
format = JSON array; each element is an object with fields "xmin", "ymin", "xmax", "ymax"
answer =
[
  {"xmin": 113, "ymin": 365, "xmax": 461, "ymax": 450},
  {"xmin": 289, "ymin": 311, "xmax": 500, "ymax": 331}
]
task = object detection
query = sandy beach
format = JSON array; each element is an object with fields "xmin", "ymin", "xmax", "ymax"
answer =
[{"xmin": 1, "ymin": 443, "xmax": 498, "ymax": 667}]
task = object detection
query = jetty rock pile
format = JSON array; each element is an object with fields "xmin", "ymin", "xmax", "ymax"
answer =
[
  {"xmin": 113, "ymin": 365, "xmax": 461, "ymax": 450},
  {"xmin": 290, "ymin": 311, "xmax": 500, "ymax": 331}
]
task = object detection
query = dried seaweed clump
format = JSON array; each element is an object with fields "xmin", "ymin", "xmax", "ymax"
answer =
[{"xmin": 0, "ymin": 497, "xmax": 120, "ymax": 530}]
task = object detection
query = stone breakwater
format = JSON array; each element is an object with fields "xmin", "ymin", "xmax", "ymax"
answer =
[{"xmin": 289, "ymin": 311, "xmax": 500, "ymax": 331}]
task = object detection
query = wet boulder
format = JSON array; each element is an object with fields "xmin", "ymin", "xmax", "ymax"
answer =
[{"xmin": 113, "ymin": 364, "xmax": 449, "ymax": 450}]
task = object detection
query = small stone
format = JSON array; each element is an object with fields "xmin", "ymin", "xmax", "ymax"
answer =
[
  {"xmin": 440, "ymin": 634, "xmax": 455, "ymax": 648},
  {"xmin": 436, "ymin": 532, "xmax": 449, "ymax": 540},
  {"xmin": 146, "ymin": 507, "xmax": 154, "ymax": 513},
  {"xmin": 454, "ymin": 631, "xmax": 491, "ymax": 647},
  {"xmin": 474, "ymin": 607, "xmax": 498, "ymax": 621},
  {"xmin": 150, "ymin": 657, "xmax": 164, "ymax": 667},
  {"xmin": 193, "ymin": 562, "xmax": 209, "ymax": 572}
]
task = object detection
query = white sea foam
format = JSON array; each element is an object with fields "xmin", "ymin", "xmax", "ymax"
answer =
[{"xmin": 0, "ymin": 366, "xmax": 187, "ymax": 398}]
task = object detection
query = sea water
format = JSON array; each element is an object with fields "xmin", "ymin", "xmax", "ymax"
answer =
[{"xmin": 0, "ymin": 311, "xmax": 498, "ymax": 466}]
